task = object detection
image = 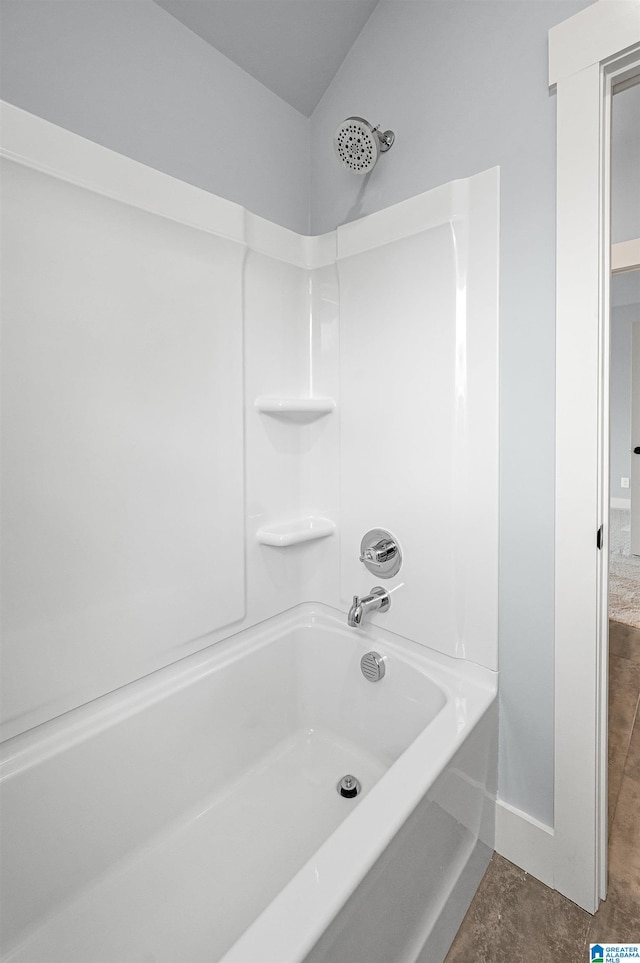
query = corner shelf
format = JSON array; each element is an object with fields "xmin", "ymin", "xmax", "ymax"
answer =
[
  {"xmin": 254, "ymin": 396, "xmax": 336, "ymax": 416},
  {"xmin": 256, "ymin": 516, "xmax": 336, "ymax": 547}
]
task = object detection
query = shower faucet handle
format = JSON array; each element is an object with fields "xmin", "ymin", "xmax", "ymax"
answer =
[
  {"xmin": 359, "ymin": 537, "xmax": 397, "ymax": 566},
  {"xmin": 359, "ymin": 529, "xmax": 402, "ymax": 579}
]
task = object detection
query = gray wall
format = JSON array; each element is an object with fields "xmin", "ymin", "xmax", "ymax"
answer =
[
  {"xmin": 309, "ymin": 0, "xmax": 591, "ymax": 826},
  {"xmin": 611, "ymin": 281, "xmax": 640, "ymax": 504},
  {"xmin": 612, "ymin": 82, "xmax": 640, "ymax": 245},
  {"xmin": 610, "ymin": 84, "xmax": 640, "ymax": 505},
  {"xmin": 0, "ymin": 0, "xmax": 310, "ymax": 234}
]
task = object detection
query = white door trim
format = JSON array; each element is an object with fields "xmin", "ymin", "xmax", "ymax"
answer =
[{"xmin": 551, "ymin": 0, "xmax": 640, "ymax": 913}]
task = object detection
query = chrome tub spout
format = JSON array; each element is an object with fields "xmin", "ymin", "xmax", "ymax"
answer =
[{"xmin": 347, "ymin": 586, "xmax": 390, "ymax": 627}]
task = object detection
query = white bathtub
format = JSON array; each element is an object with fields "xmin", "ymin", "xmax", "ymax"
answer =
[{"xmin": 0, "ymin": 604, "xmax": 497, "ymax": 963}]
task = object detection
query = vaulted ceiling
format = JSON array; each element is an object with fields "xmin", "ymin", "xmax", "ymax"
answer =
[{"xmin": 153, "ymin": 0, "xmax": 380, "ymax": 117}]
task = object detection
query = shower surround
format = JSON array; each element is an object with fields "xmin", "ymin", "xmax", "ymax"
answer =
[{"xmin": 0, "ymin": 101, "xmax": 499, "ymax": 962}]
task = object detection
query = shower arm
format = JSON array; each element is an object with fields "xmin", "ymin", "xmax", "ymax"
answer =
[{"xmin": 373, "ymin": 127, "xmax": 395, "ymax": 152}]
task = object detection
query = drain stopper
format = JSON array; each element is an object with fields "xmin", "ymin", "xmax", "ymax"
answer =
[{"xmin": 337, "ymin": 774, "xmax": 361, "ymax": 798}]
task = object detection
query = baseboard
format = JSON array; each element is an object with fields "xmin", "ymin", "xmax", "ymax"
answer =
[
  {"xmin": 610, "ymin": 497, "xmax": 631, "ymax": 511},
  {"xmin": 494, "ymin": 798, "xmax": 555, "ymax": 889}
]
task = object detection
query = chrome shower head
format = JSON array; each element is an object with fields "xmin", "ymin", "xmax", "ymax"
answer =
[{"xmin": 334, "ymin": 117, "xmax": 395, "ymax": 175}]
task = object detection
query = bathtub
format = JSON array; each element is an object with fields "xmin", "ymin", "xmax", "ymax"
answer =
[{"xmin": 0, "ymin": 603, "xmax": 497, "ymax": 963}]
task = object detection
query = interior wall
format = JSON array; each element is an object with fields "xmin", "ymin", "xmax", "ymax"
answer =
[
  {"xmin": 610, "ymin": 83, "xmax": 640, "ymax": 505},
  {"xmin": 611, "ymin": 286, "xmax": 640, "ymax": 505},
  {"xmin": 2, "ymin": 99, "xmax": 501, "ymax": 741},
  {"xmin": 336, "ymin": 171, "xmax": 499, "ymax": 673},
  {"xmin": 0, "ymin": 0, "xmax": 310, "ymax": 234},
  {"xmin": 611, "ymin": 81, "xmax": 640, "ymax": 245},
  {"xmin": 0, "ymin": 107, "xmax": 339, "ymax": 740},
  {"xmin": 1, "ymin": 151, "xmax": 248, "ymax": 739},
  {"xmin": 309, "ymin": 0, "xmax": 592, "ymax": 828}
]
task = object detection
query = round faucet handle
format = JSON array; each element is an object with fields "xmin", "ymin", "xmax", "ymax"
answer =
[{"xmin": 359, "ymin": 529, "xmax": 402, "ymax": 578}]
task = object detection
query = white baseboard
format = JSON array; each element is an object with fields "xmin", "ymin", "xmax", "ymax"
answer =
[
  {"xmin": 610, "ymin": 497, "xmax": 631, "ymax": 511},
  {"xmin": 495, "ymin": 799, "xmax": 555, "ymax": 889}
]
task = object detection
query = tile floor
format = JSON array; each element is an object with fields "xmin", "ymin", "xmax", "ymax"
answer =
[
  {"xmin": 609, "ymin": 509, "xmax": 640, "ymax": 628},
  {"xmin": 445, "ymin": 620, "xmax": 640, "ymax": 962}
]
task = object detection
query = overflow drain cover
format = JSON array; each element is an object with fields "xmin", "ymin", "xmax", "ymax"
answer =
[
  {"xmin": 337, "ymin": 774, "xmax": 361, "ymax": 798},
  {"xmin": 360, "ymin": 651, "xmax": 385, "ymax": 682}
]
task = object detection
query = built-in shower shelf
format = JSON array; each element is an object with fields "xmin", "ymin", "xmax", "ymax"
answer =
[
  {"xmin": 256, "ymin": 516, "xmax": 336, "ymax": 547},
  {"xmin": 254, "ymin": 397, "xmax": 336, "ymax": 416}
]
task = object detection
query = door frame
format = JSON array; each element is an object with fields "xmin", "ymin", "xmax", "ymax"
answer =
[{"xmin": 551, "ymin": 0, "xmax": 640, "ymax": 913}]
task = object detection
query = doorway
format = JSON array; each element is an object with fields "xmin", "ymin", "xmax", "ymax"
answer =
[
  {"xmin": 609, "ymin": 78, "xmax": 640, "ymax": 630},
  {"xmin": 552, "ymin": 0, "xmax": 640, "ymax": 914},
  {"xmin": 609, "ymin": 304, "xmax": 640, "ymax": 627},
  {"xmin": 606, "ymin": 76, "xmax": 640, "ymax": 915}
]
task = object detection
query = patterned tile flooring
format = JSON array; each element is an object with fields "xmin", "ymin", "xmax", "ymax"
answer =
[
  {"xmin": 610, "ymin": 554, "xmax": 640, "ymax": 628},
  {"xmin": 444, "ymin": 620, "xmax": 640, "ymax": 963},
  {"xmin": 610, "ymin": 508, "xmax": 640, "ymax": 628}
]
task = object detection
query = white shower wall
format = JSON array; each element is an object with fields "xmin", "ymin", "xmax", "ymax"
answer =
[
  {"xmin": 337, "ymin": 175, "xmax": 499, "ymax": 669},
  {"xmin": 1, "ymin": 128, "xmax": 244, "ymax": 740},
  {"xmin": 0, "ymin": 103, "xmax": 498, "ymax": 742}
]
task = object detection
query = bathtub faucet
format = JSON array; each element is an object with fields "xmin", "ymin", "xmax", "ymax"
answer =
[{"xmin": 347, "ymin": 586, "xmax": 391, "ymax": 627}]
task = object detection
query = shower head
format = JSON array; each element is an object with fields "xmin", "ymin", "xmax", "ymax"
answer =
[{"xmin": 334, "ymin": 117, "xmax": 395, "ymax": 175}]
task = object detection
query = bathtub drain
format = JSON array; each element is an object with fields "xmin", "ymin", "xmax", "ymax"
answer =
[{"xmin": 337, "ymin": 774, "xmax": 361, "ymax": 798}]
